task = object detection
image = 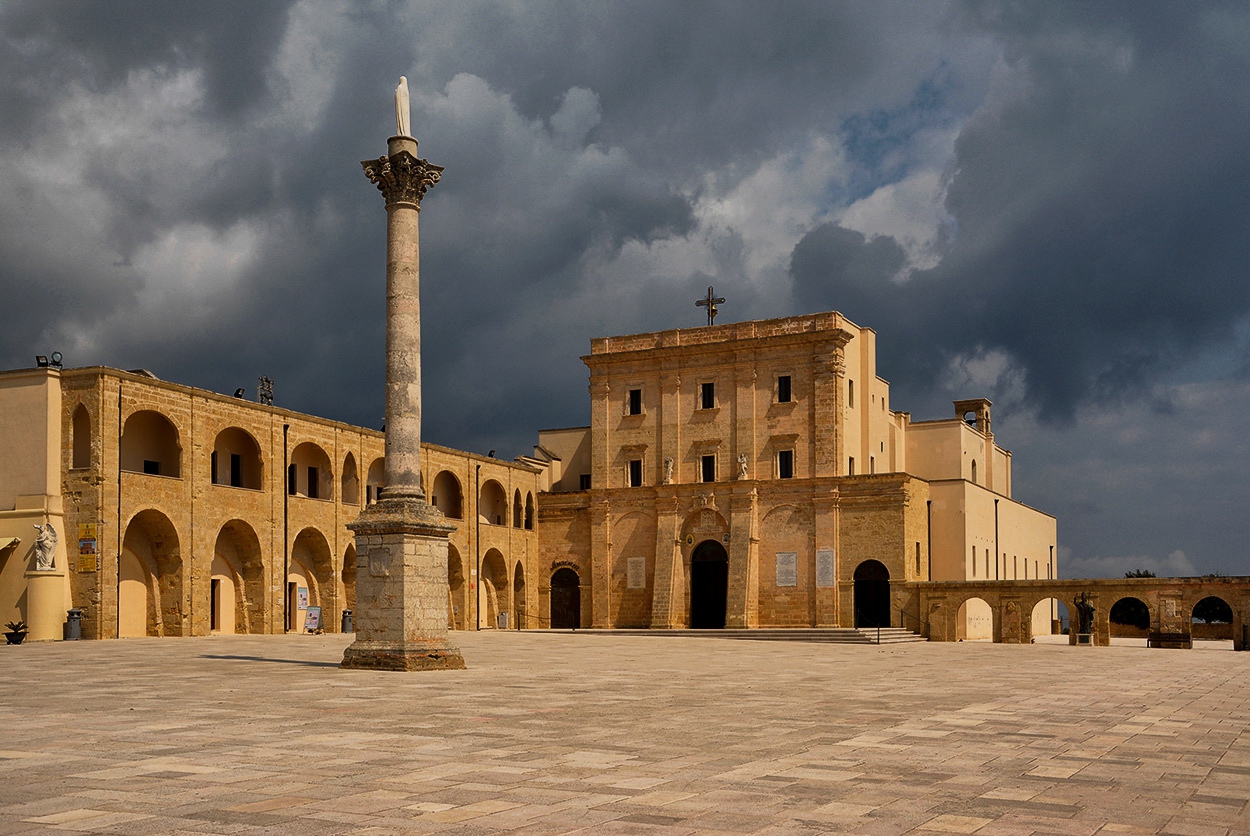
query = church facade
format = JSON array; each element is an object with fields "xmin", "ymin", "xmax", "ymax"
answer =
[{"xmin": 531, "ymin": 311, "xmax": 1056, "ymax": 634}]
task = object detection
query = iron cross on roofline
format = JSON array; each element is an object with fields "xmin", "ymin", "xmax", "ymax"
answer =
[{"xmin": 696, "ymin": 285, "xmax": 725, "ymax": 326}]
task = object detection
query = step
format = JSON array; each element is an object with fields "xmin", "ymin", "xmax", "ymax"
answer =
[{"xmin": 530, "ymin": 627, "xmax": 926, "ymax": 644}]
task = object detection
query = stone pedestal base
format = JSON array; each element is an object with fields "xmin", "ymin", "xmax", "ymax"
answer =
[
  {"xmin": 25, "ymin": 568, "xmax": 67, "ymax": 642},
  {"xmin": 341, "ymin": 497, "xmax": 465, "ymax": 671}
]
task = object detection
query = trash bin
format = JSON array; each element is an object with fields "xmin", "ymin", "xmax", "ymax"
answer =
[
  {"xmin": 497, "ymin": 611, "xmax": 509, "ymax": 630},
  {"xmin": 341, "ymin": 609, "xmax": 353, "ymax": 633},
  {"xmin": 64, "ymin": 608, "xmax": 83, "ymax": 641}
]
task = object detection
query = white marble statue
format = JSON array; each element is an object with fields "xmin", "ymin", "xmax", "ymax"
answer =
[
  {"xmin": 663, "ymin": 457, "xmax": 674, "ymax": 485},
  {"xmin": 395, "ymin": 76, "xmax": 411, "ymax": 137},
  {"xmin": 737, "ymin": 453, "xmax": 749, "ymax": 480},
  {"xmin": 33, "ymin": 523, "xmax": 57, "ymax": 571}
]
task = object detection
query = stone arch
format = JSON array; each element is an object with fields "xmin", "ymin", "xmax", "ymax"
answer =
[
  {"xmin": 481, "ymin": 548, "xmax": 508, "ymax": 628},
  {"xmin": 212, "ymin": 427, "xmax": 263, "ymax": 490},
  {"xmin": 289, "ymin": 442, "xmax": 333, "ymax": 500},
  {"xmin": 121, "ymin": 410, "xmax": 182, "ymax": 477},
  {"xmin": 550, "ymin": 567, "xmax": 581, "ymax": 629},
  {"xmin": 1031, "ymin": 597, "xmax": 1068, "ymax": 638},
  {"xmin": 431, "ymin": 470, "xmax": 463, "ymax": 519},
  {"xmin": 525, "ymin": 492, "xmax": 534, "ymax": 530},
  {"xmin": 447, "ymin": 544, "xmax": 465, "ymax": 630},
  {"xmin": 1109, "ymin": 595, "xmax": 1151, "ymax": 637},
  {"xmin": 956, "ymin": 597, "xmax": 993, "ymax": 640},
  {"xmin": 690, "ymin": 539, "xmax": 729, "ymax": 629},
  {"xmin": 366, "ymin": 457, "xmax": 385, "ymax": 504},
  {"xmin": 72, "ymin": 403, "xmax": 91, "ymax": 469},
  {"xmin": 513, "ymin": 489, "xmax": 523, "ymax": 528},
  {"xmin": 1190, "ymin": 594, "xmax": 1234, "ymax": 640},
  {"xmin": 212, "ymin": 520, "xmax": 264, "ymax": 634},
  {"xmin": 120, "ymin": 509, "xmax": 183, "ymax": 637},
  {"xmin": 341, "ymin": 453, "xmax": 359, "ymax": 506},
  {"xmin": 479, "ymin": 480, "xmax": 508, "ymax": 526},
  {"xmin": 289, "ymin": 527, "xmax": 334, "ymax": 631},
  {"xmin": 513, "ymin": 561, "xmax": 526, "ymax": 629},
  {"xmin": 853, "ymin": 559, "xmax": 890, "ymax": 628},
  {"xmin": 342, "ymin": 543, "xmax": 356, "ymax": 620}
]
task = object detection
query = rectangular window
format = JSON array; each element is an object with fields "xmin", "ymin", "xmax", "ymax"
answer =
[
  {"xmin": 847, "ymin": 456, "xmax": 855, "ymax": 476},
  {"xmin": 579, "ymin": 473, "xmax": 591, "ymax": 490},
  {"xmin": 366, "ymin": 484, "xmax": 373, "ymax": 503},
  {"xmin": 210, "ymin": 451, "xmax": 218, "ymax": 485},
  {"xmin": 288, "ymin": 463, "xmax": 297, "ymax": 495},
  {"xmin": 701, "ymin": 454, "xmax": 716, "ymax": 483},
  {"xmin": 777, "ymin": 375, "xmax": 792, "ymax": 403},
  {"xmin": 869, "ymin": 455, "xmax": 875, "ymax": 474},
  {"xmin": 230, "ymin": 453, "xmax": 242, "ymax": 488},
  {"xmin": 143, "ymin": 459, "xmax": 160, "ymax": 476},
  {"xmin": 915, "ymin": 543, "xmax": 921, "ymax": 576},
  {"xmin": 972, "ymin": 546, "xmax": 977, "ymax": 577},
  {"xmin": 848, "ymin": 379, "xmax": 854, "ymax": 408},
  {"xmin": 628, "ymin": 388, "xmax": 642, "ymax": 416},
  {"xmin": 628, "ymin": 459, "xmax": 643, "ymax": 487},
  {"xmin": 700, "ymin": 381, "xmax": 715, "ymax": 410},
  {"xmin": 307, "ymin": 466, "xmax": 319, "ymax": 499},
  {"xmin": 777, "ymin": 449, "xmax": 794, "ymax": 479}
]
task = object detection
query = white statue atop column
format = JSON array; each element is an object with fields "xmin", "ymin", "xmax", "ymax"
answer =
[{"xmin": 395, "ymin": 76, "xmax": 411, "ymax": 138}]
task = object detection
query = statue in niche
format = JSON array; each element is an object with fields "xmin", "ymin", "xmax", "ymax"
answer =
[
  {"xmin": 33, "ymin": 523, "xmax": 57, "ymax": 571},
  {"xmin": 737, "ymin": 453, "xmax": 749, "ymax": 480},
  {"xmin": 1075, "ymin": 592, "xmax": 1095, "ymax": 634},
  {"xmin": 663, "ymin": 457, "xmax": 674, "ymax": 485},
  {"xmin": 395, "ymin": 76, "xmax": 411, "ymax": 137}
]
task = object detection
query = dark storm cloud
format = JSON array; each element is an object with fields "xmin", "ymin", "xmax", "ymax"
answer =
[{"xmin": 792, "ymin": 2, "xmax": 1250, "ymax": 422}]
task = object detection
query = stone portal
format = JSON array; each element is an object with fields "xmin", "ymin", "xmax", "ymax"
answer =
[{"xmin": 690, "ymin": 540, "xmax": 729, "ymax": 628}]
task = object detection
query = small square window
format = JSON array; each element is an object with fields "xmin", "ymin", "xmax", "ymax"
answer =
[
  {"xmin": 701, "ymin": 454, "xmax": 716, "ymax": 483},
  {"xmin": 777, "ymin": 375, "xmax": 792, "ymax": 403},
  {"xmin": 628, "ymin": 459, "xmax": 643, "ymax": 487},
  {"xmin": 579, "ymin": 473, "xmax": 591, "ymax": 490},
  {"xmin": 628, "ymin": 388, "xmax": 642, "ymax": 416},
  {"xmin": 307, "ymin": 465, "xmax": 319, "ymax": 499},
  {"xmin": 778, "ymin": 450, "xmax": 794, "ymax": 479},
  {"xmin": 143, "ymin": 459, "xmax": 160, "ymax": 476},
  {"xmin": 700, "ymin": 381, "xmax": 716, "ymax": 410}
]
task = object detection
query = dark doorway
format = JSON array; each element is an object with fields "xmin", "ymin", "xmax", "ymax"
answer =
[
  {"xmin": 690, "ymin": 540, "xmax": 729, "ymax": 628},
  {"xmin": 550, "ymin": 568, "xmax": 581, "ymax": 629},
  {"xmin": 210, "ymin": 579, "xmax": 220, "ymax": 631},
  {"xmin": 853, "ymin": 559, "xmax": 890, "ymax": 628}
]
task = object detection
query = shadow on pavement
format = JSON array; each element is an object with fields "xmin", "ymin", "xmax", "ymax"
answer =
[{"xmin": 200, "ymin": 654, "xmax": 341, "ymax": 668}]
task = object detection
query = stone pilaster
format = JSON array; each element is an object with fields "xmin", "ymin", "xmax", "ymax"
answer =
[
  {"xmin": 343, "ymin": 124, "xmax": 463, "ymax": 671},
  {"xmin": 590, "ymin": 499, "xmax": 611, "ymax": 627},
  {"xmin": 812, "ymin": 331, "xmax": 853, "ymax": 478},
  {"xmin": 649, "ymin": 491, "xmax": 683, "ymax": 628},
  {"xmin": 724, "ymin": 485, "xmax": 758, "ymax": 628}
]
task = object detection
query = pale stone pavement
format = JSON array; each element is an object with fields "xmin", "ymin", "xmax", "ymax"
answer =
[{"xmin": 1, "ymin": 632, "xmax": 1248, "ymax": 836}]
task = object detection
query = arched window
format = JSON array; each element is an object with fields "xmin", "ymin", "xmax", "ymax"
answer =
[
  {"xmin": 212, "ymin": 427, "xmax": 263, "ymax": 489},
  {"xmin": 970, "ymin": 460, "xmax": 977, "ymax": 485},
  {"xmin": 513, "ymin": 489, "xmax": 523, "ymax": 528},
  {"xmin": 341, "ymin": 453, "xmax": 359, "ymax": 505},
  {"xmin": 431, "ymin": 470, "xmax": 463, "ymax": 519},
  {"xmin": 366, "ymin": 458, "xmax": 385, "ymax": 504},
  {"xmin": 72, "ymin": 404, "xmax": 91, "ymax": 469},
  {"xmin": 121, "ymin": 410, "xmax": 181, "ymax": 478},
  {"xmin": 288, "ymin": 442, "xmax": 332, "ymax": 500},
  {"xmin": 524, "ymin": 492, "xmax": 534, "ymax": 530},
  {"xmin": 479, "ymin": 480, "xmax": 508, "ymax": 525}
]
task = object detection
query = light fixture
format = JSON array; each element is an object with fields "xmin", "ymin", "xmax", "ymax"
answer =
[
  {"xmin": 233, "ymin": 388, "xmax": 246, "ymax": 398},
  {"xmin": 50, "ymin": 351, "xmax": 63, "ymax": 368},
  {"xmin": 35, "ymin": 356, "xmax": 49, "ymax": 367}
]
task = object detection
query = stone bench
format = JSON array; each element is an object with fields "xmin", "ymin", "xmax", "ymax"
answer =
[{"xmin": 1147, "ymin": 631, "xmax": 1192, "ymax": 649}]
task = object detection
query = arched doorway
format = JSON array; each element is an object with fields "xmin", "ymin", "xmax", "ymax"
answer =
[
  {"xmin": 119, "ymin": 509, "xmax": 183, "ymax": 637},
  {"xmin": 1110, "ymin": 596, "xmax": 1151, "ymax": 638},
  {"xmin": 513, "ymin": 562, "xmax": 526, "ymax": 629},
  {"xmin": 690, "ymin": 540, "xmax": 729, "ymax": 629},
  {"xmin": 447, "ymin": 545, "xmax": 465, "ymax": 630},
  {"xmin": 956, "ymin": 597, "xmax": 992, "ymax": 640},
  {"xmin": 550, "ymin": 568, "xmax": 580, "ymax": 629},
  {"xmin": 853, "ymin": 560, "xmax": 890, "ymax": 628},
  {"xmin": 1192, "ymin": 595, "xmax": 1234, "ymax": 641},
  {"xmin": 481, "ymin": 549, "xmax": 508, "ymax": 629}
]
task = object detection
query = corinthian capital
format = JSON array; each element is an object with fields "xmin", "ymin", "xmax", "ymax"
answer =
[{"xmin": 361, "ymin": 150, "xmax": 444, "ymax": 208}]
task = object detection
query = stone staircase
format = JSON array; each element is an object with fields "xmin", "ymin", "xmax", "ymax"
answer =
[{"xmin": 536, "ymin": 627, "xmax": 927, "ymax": 644}]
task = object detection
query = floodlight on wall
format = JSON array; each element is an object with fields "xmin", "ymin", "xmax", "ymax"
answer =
[
  {"xmin": 35, "ymin": 356, "xmax": 49, "ymax": 367},
  {"xmin": 233, "ymin": 388, "xmax": 246, "ymax": 398},
  {"xmin": 50, "ymin": 352, "xmax": 63, "ymax": 368}
]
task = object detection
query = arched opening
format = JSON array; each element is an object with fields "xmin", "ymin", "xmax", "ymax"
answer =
[
  {"xmin": 479, "ymin": 480, "xmax": 508, "ymax": 526},
  {"xmin": 1109, "ymin": 596, "xmax": 1151, "ymax": 638},
  {"xmin": 119, "ymin": 510, "xmax": 182, "ymax": 637},
  {"xmin": 342, "ymin": 543, "xmax": 356, "ymax": 622},
  {"xmin": 513, "ymin": 561, "xmax": 526, "ymax": 629},
  {"xmin": 481, "ymin": 549, "xmax": 508, "ymax": 628},
  {"xmin": 690, "ymin": 540, "xmax": 729, "ymax": 629},
  {"xmin": 853, "ymin": 560, "xmax": 890, "ymax": 628},
  {"xmin": 212, "ymin": 427, "xmax": 263, "ymax": 489},
  {"xmin": 121, "ymin": 410, "xmax": 181, "ymax": 478},
  {"xmin": 1031, "ymin": 598, "xmax": 1070, "ymax": 642},
  {"xmin": 513, "ymin": 489, "xmax": 523, "ymax": 528},
  {"xmin": 956, "ymin": 597, "xmax": 993, "ymax": 640},
  {"xmin": 366, "ymin": 457, "xmax": 385, "ymax": 504},
  {"xmin": 550, "ymin": 567, "xmax": 581, "ymax": 629},
  {"xmin": 970, "ymin": 460, "xmax": 978, "ymax": 485},
  {"xmin": 341, "ymin": 453, "xmax": 359, "ymax": 506},
  {"xmin": 447, "ymin": 545, "xmax": 465, "ymax": 630},
  {"xmin": 212, "ymin": 520, "xmax": 264, "ymax": 634},
  {"xmin": 72, "ymin": 403, "xmax": 91, "ymax": 469},
  {"xmin": 1192, "ymin": 595, "xmax": 1234, "ymax": 640},
  {"xmin": 525, "ymin": 492, "xmax": 535, "ymax": 530},
  {"xmin": 288, "ymin": 442, "xmax": 332, "ymax": 500},
  {"xmin": 289, "ymin": 527, "xmax": 333, "ymax": 631},
  {"xmin": 431, "ymin": 470, "xmax": 463, "ymax": 519}
]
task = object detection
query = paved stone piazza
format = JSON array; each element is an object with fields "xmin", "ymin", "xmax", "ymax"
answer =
[{"xmin": 2, "ymin": 634, "xmax": 1248, "ymax": 836}]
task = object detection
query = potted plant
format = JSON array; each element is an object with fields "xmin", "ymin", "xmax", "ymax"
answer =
[{"xmin": 5, "ymin": 620, "xmax": 29, "ymax": 645}]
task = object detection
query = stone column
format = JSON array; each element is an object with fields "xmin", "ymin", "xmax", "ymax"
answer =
[{"xmin": 341, "ymin": 128, "xmax": 464, "ymax": 671}]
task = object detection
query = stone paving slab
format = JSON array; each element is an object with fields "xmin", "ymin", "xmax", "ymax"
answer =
[{"xmin": 1, "ymin": 633, "xmax": 1248, "ymax": 835}]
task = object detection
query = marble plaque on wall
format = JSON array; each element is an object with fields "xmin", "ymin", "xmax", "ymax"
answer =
[
  {"xmin": 776, "ymin": 552, "xmax": 798, "ymax": 587},
  {"xmin": 816, "ymin": 548, "xmax": 835, "ymax": 587},
  {"xmin": 627, "ymin": 556, "xmax": 646, "ymax": 589}
]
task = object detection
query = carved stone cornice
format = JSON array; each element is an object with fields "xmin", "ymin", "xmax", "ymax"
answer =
[{"xmin": 361, "ymin": 150, "xmax": 444, "ymax": 208}]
